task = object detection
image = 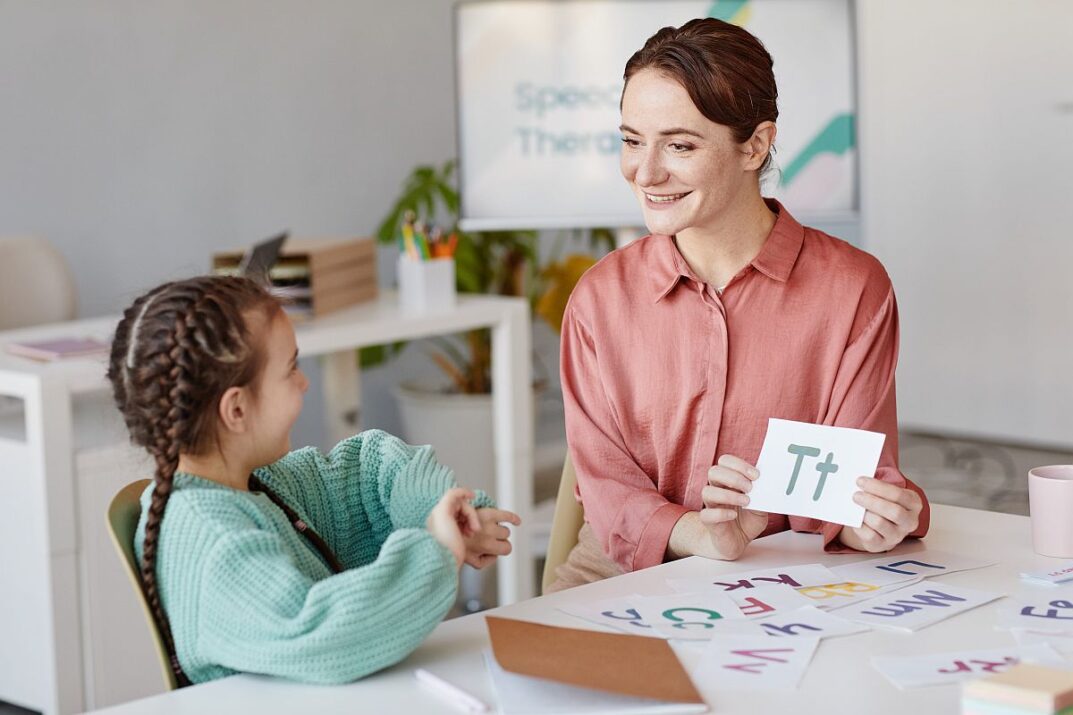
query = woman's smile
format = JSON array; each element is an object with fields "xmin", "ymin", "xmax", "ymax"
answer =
[{"xmin": 644, "ymin": 191, "xmax": 692, "ymax": 207}]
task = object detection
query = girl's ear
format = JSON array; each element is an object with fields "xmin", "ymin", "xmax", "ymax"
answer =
[
  {"xmin": 743, "ymin": 121, "xmax": 777, "ymax": 171},
  {"xmin": 217, "ymin": 386, "xmax": 250, "ymax": 434}
]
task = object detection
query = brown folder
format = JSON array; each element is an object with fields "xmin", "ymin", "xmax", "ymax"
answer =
[{"xmin": 485, "ymin": 616, "xmax": 705, "ymax": 704}]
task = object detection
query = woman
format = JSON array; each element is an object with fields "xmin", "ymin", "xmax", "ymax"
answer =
[{"xmin": 550, "ymin": 18, "xmax": 929, "ymax": 591}]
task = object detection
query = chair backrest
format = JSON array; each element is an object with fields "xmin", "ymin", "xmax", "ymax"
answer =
[
  {"xmin": 106, "ymin": 479, "xmax": 179, "ymax": 692},
  {"xmin": 541, "ymin": 453, "xmax": 585, "ymax": 594},
  {"xmin": 0, "ymin": 236, "xmax": 77, "ymax": 330}
]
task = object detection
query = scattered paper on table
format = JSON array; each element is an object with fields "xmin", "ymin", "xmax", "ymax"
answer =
[
  {"xmin": 1011, "ymin": 628, "xmax": 1073, "ymax": 655},
  {"xmin": 795, "ymin": 577, "xmax": 921, "ymax": 610},
  {"xmin": 871, "ymin": 644, "xmax": 1065, "ymax": 689},
  {"xmin": 693, "ymin": 635, "xmax": 820, "ymax": 690},
  {"xmin": 667, "ymin": 564, "xmax": 839, "ymax": 595},
  {"xmin": 841, "ymin": 581, "xmax": 1003, "ymax": 632},
  {"xmin": 729, "ymin": 584, "xmax": 815, "ymax": 619},
  {"xmin": 1021, "ymin": 562, "xmax": 1073, "ymax": 586},
  {"xmin": 631, "ymin": 592, "xmax": 744, "ymax": 640},
  {"xmin": 830, "ymin": 550, "xmax": 996, "ymax": 589},
  {"xmin": 995, "ymin": 588, "xmax": 1073, "ymax": 633},
  {"xmin": 558, "ymin": 594, "xmax": 662, "ymax": 637},
  {"xmin": 754, "ymin": 606, "xmax": 870, "ymax": 639}
]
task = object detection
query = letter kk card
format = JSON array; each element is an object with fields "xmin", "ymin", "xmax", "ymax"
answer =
[{"xmin": 747, "ymin": 418, "xmax": 886, "ymax": 527}]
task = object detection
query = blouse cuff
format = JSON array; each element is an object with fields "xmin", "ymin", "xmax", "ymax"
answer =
[{"xmin": 632, "ymin": 502, "xmax": 692, "ymax": 571}]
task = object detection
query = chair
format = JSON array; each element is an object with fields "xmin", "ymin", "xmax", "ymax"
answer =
[
  {"xmin": 106, "ymin": 479, "xmax": 179, "ymax": 692},
  {"xmin": 0, "ymin": 236, "xmax": 77, "ymax": 330},
  {"xmin": 540, "ymin": 454, "xmax": 585, "ymax": 594}
]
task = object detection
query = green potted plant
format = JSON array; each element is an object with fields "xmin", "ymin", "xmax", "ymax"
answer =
[{"xmin": 367, "ymin": 159, "xmax": 613, "ymax": 390}]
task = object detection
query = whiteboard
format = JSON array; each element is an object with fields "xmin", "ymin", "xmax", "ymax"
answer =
[{"xmin": 455, "ymin": 0, "xmax": 858, "ymax": 230}]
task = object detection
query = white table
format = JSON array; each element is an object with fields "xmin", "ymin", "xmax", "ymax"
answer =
[
  {"xmin": 0, "ymin": 292, "xmax": 533, "ymax": 715},
  {"xmin": 86, "ymin": 504, "xmax": 1070, "ymax": 715}
]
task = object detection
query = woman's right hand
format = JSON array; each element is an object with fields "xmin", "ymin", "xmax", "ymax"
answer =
[
  {"xmin": 426, "ymin": 488, "xmax": 481, "ymax": 567},
  {"xmin": 699, "ymin": 454, "xmax": 769, "ymax": 559}
]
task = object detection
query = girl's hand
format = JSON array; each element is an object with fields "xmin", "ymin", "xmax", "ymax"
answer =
[
  {"xmin": 699, "ymin": 454, "xmax": 769, "ymax": 559},
  {"xmin": 838, "ymin": 477, "xmax": 922, "ymax": 553},
  {"xmin": 426, "ymin": 488, "xmax": 481, "ymax": 567},
  {"xmin": 463, "ymin": 508, "xmax": 522, "ymax": 569}
]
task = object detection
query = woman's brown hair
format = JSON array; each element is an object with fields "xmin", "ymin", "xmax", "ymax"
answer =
[
  {"xmin": 106, "ymin": 275, "xmax": 280, "ymax": 685},
  {"xmin": 624, "ymin": 17, "xmax": 779, "ymax": 172}
]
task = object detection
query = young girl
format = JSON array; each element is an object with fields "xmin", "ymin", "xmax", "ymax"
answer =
[{"xmin": 107, "ymin": 275, "xmax": 520, "ymax": 685}]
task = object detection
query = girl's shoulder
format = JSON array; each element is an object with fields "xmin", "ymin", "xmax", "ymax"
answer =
[{"xmin": 139, "ymin": 475, "xmax": 275, "ymax": 539}]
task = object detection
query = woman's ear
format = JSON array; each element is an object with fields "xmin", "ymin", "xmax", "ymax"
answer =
[
  {"xmin": 217, "ymin": 386, "xmax": 250, "ymax": 434},
  {"xmin": 743, "ymin": 121, "xmax": 777, "ymax": 171}
]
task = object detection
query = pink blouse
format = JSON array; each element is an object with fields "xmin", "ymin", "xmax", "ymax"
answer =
[{"xmin": 561, "ymin": 201, "xmax": 931, "ymax": 572}]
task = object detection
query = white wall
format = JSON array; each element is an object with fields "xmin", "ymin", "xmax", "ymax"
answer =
[
  {"xmin": 0, "ymin": 0, "xmax": 458, "ymax": 316},
  {"xmin": 0, "ymin": 0, "xmax": 467, "ymax": 443},
  {"xmin": 858, "ymin": 0, "xmax": 1073, "ymax": 447}
]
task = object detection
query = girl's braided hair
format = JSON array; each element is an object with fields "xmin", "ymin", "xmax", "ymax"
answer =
[{"xmin": 106, "ymin": 275, "xmax": 280, "ymax": 683}]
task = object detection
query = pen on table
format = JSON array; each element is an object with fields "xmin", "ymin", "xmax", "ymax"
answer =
[{"xmin": 414, "ymin": 668, "xmax": 490, "ymax": 713}]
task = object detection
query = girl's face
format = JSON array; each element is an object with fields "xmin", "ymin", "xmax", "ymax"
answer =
[
  {"xmin": 246, "ymin": 310, "xmax": 308, "ymax": 466},
  {"xmin": 619, "ymin": 68, "xmax": 756, "ymax": 237}
]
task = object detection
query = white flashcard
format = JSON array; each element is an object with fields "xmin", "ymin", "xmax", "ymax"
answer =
[
  {"xmin": 747, "ymin": 418, "xmax": 885, "ymax": 527},
  {"xmin": 755, "ymin": 606, "xmax": 870, "ymax": 639},
  {"xmin": 1012, "ymin": 628, "xmax": 1073, "ymax": 655},
  {"xmin": 799, "ymin": 577, "xmax": 925, "ymax": 611},
  {"xmin": 831, "ymin": 550, "xmax": 996, "ymax": 588},
  {"xmin": 730, "ymin": 584, "xmax": 815, "ymax": 619},
  {"xmin": 557, "ymin": 594, "xmax": 661, "ymax": 637},
  {"xmin": 631, "ymin": 592, "xmax": 745, "ymax": 640},
  {"xmin": 1021, "ymin": 562, "xmax": 1073, "ymax": 586},
  {"xmin": 654, "ymin": 618, "xmax": 768, "ymax": 641},
  {"xmin": 667, "ymin": 564, "xmax": 840, "ymax": 595},
  {"xmin": 995, "ymin": 588, "xmax": 1073, "ymax": 633},
  {"xmin": 843, "ymin": 581, "xmax": 1003, "ymax": 632},
  {"xmin": 871, "ymin": 644, "xmax": 1065, "ymax": 689},
  {"xmin": 694, "ymin": 635, "xmax": 820, "ymax": 690}
]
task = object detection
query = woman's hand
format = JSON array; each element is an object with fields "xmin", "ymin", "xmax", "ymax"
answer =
[
  {"xmin": 426, "ymin": 488, "xmax": 481, "ymax": 567},
  {"xmin": 697, "ymin": 454, "xmax": 769, "ymax": 559},
  {"xmin": 462, "ymin": 508, "xmax": 522, "ymax": 569},
  {"xmin": 837, "ymin": 477, "xmax": 923, "ymax": 553}
]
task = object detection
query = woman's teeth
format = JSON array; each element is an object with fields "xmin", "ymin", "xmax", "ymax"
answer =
[{"xmin": 646, "ymin": 192, "xmax": 689, "ymax": 203}]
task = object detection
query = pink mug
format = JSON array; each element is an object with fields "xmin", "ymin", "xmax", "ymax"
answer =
[{"xmin": 1028, "ymin": 465, "xmax": 1073, "ymax": 558}]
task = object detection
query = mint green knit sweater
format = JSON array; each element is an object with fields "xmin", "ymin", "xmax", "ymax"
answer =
[{"xmin": 134, "ymin": 429, "xmax": 492, "ymax": 685}]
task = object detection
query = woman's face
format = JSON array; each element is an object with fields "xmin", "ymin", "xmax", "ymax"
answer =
[{"xmin": 620, "ymin": 68, "xmax": 755, "ymax": 237}]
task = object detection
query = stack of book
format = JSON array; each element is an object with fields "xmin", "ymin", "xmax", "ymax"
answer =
[
  {"xmin": 213, "ymin": 237, "xmax": 377, "ymax": 319},
  {"xmin": 962, "ymin": 663, "xmax": 1073, "ymax": 715}
]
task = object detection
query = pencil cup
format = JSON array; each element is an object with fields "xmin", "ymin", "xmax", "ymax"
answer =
[
  {"xmin": 1028, "ymin": 465, "xmax": 1073, "ymax": 558},
  {"xmin": 397, "ymin": 256, "xmax": 456, "ymax": 314}
]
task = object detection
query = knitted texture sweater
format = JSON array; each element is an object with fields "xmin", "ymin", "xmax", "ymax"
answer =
[{"xmin": 134, "ymin": 429, "xmax": 493, "ymax": 684}]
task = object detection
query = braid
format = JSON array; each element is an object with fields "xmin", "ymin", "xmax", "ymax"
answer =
[{"xmin": 106, "ymin": 276, "xmax": 279, "ymax": 686}]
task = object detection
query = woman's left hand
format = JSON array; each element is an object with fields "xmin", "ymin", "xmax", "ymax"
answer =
[
  {"xmin": 463, "ymin": 508, "xmax": 522, "ymax": 569},
  {"xmin": 837, "ymin": 477, "xmax": 923, "ymax": 553}
]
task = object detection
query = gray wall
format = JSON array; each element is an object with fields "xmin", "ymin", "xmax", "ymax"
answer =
[
  {"xmin": 1, "ymin": 0, "xmax": 458, "ymax": 315},
  {"xmin": 1, "ymin": 0, "xmax": 468, "ymax": 442}
]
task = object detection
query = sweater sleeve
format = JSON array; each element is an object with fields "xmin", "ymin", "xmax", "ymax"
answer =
[
  {"xmin": 789, "ymin": 287, "xmax": 931, "ymax": 549},
  {"xmin": 258, "ymin": 429, "xmax": 494, "ymax": 568},
  {"xmin": 195, "ymin": 524, "xmax": 458, "ymax": 684}
]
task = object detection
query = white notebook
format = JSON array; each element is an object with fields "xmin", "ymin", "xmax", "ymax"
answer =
[{"xmin": 483, "ymin": 652, "xmax": 708, "ymax": 715}]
